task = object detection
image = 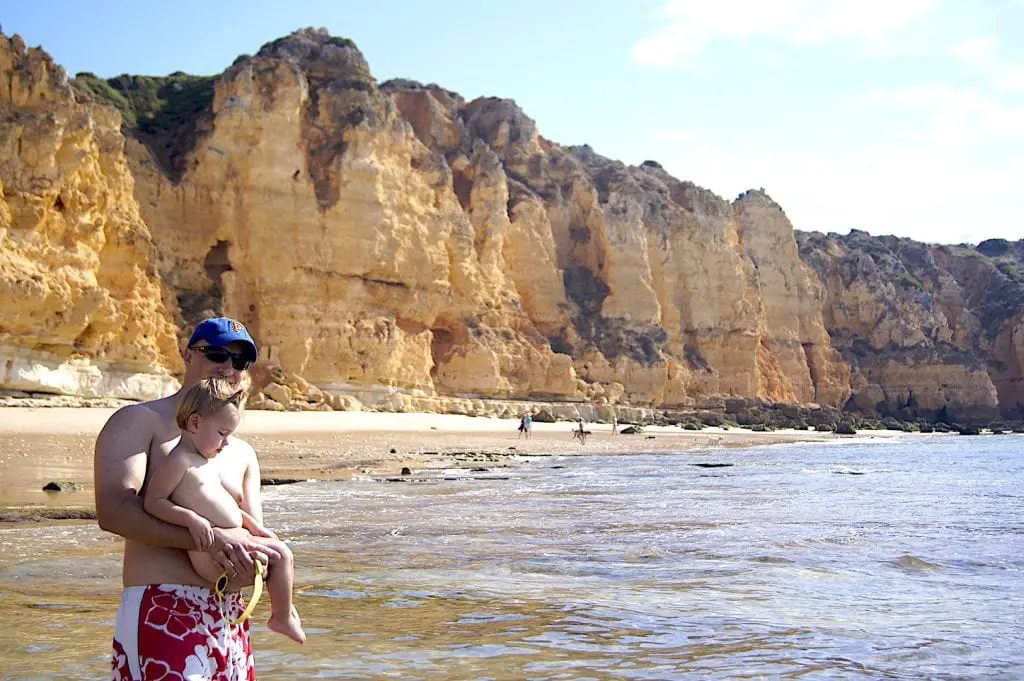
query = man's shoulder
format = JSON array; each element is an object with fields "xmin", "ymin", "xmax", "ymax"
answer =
[
  {"xmin": 107, "ymin": 399, "xmax": 165, "ymax": 427},
  {"xmin": 220, "ymin": 435, "xmax": 257, "ymax": 476},
  {"xmin": 99, "ymin": 396, "xmax": 175, "ymax": 437},
  {"xmin": 227, "ymin": 435, "xmax": 256, "ymax": 458}
]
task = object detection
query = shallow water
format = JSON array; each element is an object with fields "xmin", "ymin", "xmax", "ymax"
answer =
[{"xmin": 1, "ymin": 435, "xmax": 1022, "ymax": 679}]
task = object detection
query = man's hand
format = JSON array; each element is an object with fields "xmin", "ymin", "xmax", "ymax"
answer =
[
  {"xmin": 188, "ymin": 517, "xmax": 215, "ymax": 551},
  {"xmin": 209, "ymin": 527, "xmax": 281, "ymax": 587}
]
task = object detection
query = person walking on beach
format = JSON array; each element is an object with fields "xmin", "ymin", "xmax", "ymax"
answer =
[
  {"xmin": 95, "ymin": 318, "xmax": 281, "ymax": 680},
  {"xmin": 518, "ymin": 412, "xmax": 533, "ymax": 439},
  {"xmin": 144, "ymin": 376, "xmax": 305, "ymax": 644},
  {"xmin": 573, "ymin": 418, "xmax": 588, "ymax": 445}
]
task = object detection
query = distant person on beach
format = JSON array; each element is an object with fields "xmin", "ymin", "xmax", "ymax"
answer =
[
  {"xmin": 611, "ymin": 417, "xmax": 618, "ymax": 436},
  {"xmin": 95, "ymin": 318, "xmax": 281, "ymax": 679},
  {"xmin": 518, "ymin": 413, "xmax": 533, "ymax": 439},
  {"xmin": 573, "ymin": 418, "xmax": 588, "ymax": 445},
  {"xmin": 144, "ymin": 376, "xmax": 305, "ymax": 644}
]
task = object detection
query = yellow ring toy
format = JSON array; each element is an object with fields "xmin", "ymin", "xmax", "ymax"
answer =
[{"xmin": 215, "ymin": 560, "xmax": 266, "ymax": 625}]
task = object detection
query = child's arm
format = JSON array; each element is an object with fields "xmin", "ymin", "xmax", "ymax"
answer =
[
  {"xmin": 143, "ymin": 454, "xmax": 215, "ymax": 550},
  {"xmin": 240, "ymin": 508, "xmax": 276, "ymax": 539}
]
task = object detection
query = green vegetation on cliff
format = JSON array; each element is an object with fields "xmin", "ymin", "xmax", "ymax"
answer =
[
  {"xmin": 74, "ymin": 71, "xmax": 215, "ymax": 136},
  {"xmin": 73, "ymin": 71, "xmax": 216, "ymax": 182}
]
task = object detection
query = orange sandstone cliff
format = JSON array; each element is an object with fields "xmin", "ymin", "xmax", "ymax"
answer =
[
  {"xmin": 798, "ymin": 232, "xmax": 1023, "ymax": 424},
  {"xmin": 0, "ymin": 34, "xmax": 179, "ymax": 398},
  {"xmin": 1, "ymin": 29, "xmax": 1021, "ymax": 425}
]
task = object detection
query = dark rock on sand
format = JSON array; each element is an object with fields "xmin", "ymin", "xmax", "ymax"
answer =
[
  {"xmin": 261, "ymin": 478, "xmax": 305, "ymax": 486},
  {"xmin": 42, "ymin": 481, "xmax": 83, "ymax": 492}
]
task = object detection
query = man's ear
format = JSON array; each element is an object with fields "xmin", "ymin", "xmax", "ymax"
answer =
[{"xmin": 187, "ymin": 413, "xmax": 202, "ymax": 433}]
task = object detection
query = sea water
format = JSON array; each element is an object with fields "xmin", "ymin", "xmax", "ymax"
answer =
[{"xmin": 1, "ymin": 435, "xmax": 1021, "ymax": 680}]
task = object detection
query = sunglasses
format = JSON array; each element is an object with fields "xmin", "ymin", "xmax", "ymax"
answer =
[{"xmin": 191, "ymin": 345, "xmax": 253, "ymax": 371}]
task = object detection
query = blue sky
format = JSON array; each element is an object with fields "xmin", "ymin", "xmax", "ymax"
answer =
[{"xmin": 5, "ymin": 0, "xmax": 1023, "ymax": 245}]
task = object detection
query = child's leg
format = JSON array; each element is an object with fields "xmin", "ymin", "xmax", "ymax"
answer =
[{"xmin": 252, "ymin": 537, "xmax": 305, "ymax": 644}]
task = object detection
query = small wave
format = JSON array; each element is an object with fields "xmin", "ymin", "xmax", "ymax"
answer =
[
  {"xmin": 799, "ymin": 466, "xmax": 870, "ymax": 475},
  {"xmin": 623, "ymin": 547, "xmax": 668, "ymax": 561},
  {"xmin": 749, "ymin": 555, "xmax": 795, "ymax": 564},
  {"xmin": 764, "ymin": 436, "xmax": 906, "ymax": 451},
  {"xmin": 892, "ymin": 554, "xmax": 943, "ymax": 571},
  {"xmin": 25, "ymin": 644, "xmax": 60, "ymax": 653},
  {"xmin": 303, "ymin": 588, "xmax": 369, "ymax": 600}
]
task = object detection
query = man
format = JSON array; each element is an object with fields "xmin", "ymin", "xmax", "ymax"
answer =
[{"xmin": 96, "ymin": 318, "xmax": 282, "ymax": 680}]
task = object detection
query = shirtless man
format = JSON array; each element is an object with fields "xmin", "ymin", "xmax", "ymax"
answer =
[
  {"xmin": 96, "ymin": 317, "xmax": 282, "ymax": 680},
  {"xmin": 144, "ymin": 375, "xmax": 304, "ymax": 644}
]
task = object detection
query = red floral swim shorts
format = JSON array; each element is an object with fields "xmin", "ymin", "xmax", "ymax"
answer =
[{"xmin": 111, "ymin": 584, "xmax": 255, "ymax": 680}]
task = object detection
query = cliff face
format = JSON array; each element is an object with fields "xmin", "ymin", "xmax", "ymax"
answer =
[
  {"xmin": 0, "ymin": 35, "xmax": 179, "ymax": 398},
  {"xmin": 1, "ymin": 28, "xmax": 1019, "ymax": 423},
  {"xmin": 125, "ymin": 30, "xmax": 578, "ymax": 401},
  {"xmin": 797, "ymin": 232, "xmax": 1024, "ymax": 423},
  {"xmin": 117, "ymin": 29, "xmax": 849, "ymax": 409}
]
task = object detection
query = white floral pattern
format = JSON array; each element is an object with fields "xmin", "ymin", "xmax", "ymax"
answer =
[{"xmin": 111, "ymin": 585, "xmax": 255, "ymax": 680}]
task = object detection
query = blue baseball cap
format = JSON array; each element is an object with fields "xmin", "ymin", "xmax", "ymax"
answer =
[{"xmin": 187, "ymin": 318, "xmax": 258, "ymax": 362}]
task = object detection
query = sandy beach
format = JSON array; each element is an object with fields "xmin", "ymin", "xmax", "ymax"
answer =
[{"xmin": 0, "ymin": 406, "xmax": 850, "ymax": 515}]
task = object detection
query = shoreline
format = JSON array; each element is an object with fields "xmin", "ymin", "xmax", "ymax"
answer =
[{"xmin": 0, "ymin": 406, "xmax": 900, "ymax": 520}]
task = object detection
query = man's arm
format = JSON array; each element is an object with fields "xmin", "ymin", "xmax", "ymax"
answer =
[
  {"xmin": 238, "ymin": 439, "xmax": 274, "ymax": 538},
  {"xmin": 93, "ymin": 404, "xmax": 194, "ymax": 549},
  {"xmin": 94, "ymin": 404, "xmax": 280, "ymax": 571}
]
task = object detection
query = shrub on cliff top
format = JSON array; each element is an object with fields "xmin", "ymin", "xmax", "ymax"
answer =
[
  {"xmin": 996, "ymin": 261, "xmax": 1022, "ymax": 282},
  {"xmin": 976, "ymin": 238, "xmax": 1011, "ymax": 257},
  {"xmin": 75, "ymin": 71, "xmax": 215, "ymax": 136},
  {"xmin": 327, "ymin": 36, "xmax": 357, "ymax": 49},
  {"xmin": 75, "ymin": 73, "xmax": 136, "ymax": 124}
]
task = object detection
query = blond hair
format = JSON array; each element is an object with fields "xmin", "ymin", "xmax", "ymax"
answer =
[{"xmin": 176, "ymin": 375, "xmax": 251, "ymax": 429}]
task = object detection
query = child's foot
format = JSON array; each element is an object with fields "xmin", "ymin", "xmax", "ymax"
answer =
[{"xmin": 267, "ymin": 607, "xmax": 306, "ymax": 644}]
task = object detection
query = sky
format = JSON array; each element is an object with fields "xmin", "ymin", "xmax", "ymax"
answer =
[{"xmin": 4, "ymin": 0, "xmax": 1023, "ymax": 245}]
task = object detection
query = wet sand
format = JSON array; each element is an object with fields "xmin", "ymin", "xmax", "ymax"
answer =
[{"xmin": 0, "ymin": 407, "xmax": 848, "ymax": 516}]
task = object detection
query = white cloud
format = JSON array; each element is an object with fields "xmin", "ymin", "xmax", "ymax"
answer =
[
  {"xmin": 630, "ymin": 3, "xmax": 1022, "ymax": 243},
  {"xmin": 948, "ymin": 37, "xmax": 998, "ymax": 67},
  {"xmin": 632, "ymin": 0, "xmax": 937, "ymax": 67},
  {"xmin": 948, "ymin": 36, "xmax": 1024, "ymax": 93},
  {"xmin": 995, "ymin": 64, "xmax": 1024, "ymax": 92},
  {"xmin": 654, "ymin": 133, "xmax": 1023, "ymax": 244},
  {"xmin": 649, "ymin": 77, "xmax": 1024, "ymax": 244},
  {"xmin": 853, "ymin": 84, "xmax": 1024, "ymax": 147}
]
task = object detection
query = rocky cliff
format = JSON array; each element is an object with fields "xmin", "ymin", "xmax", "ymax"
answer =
[
  {"xmin": 1, "ymin": 28, "xmax": 1020, "ymax": 424},
  {"xmin": 798, "ymin": 232, "xmax": 1024, "ymax": 423},
  {"xmin": 0, "ymin": 34, "xmax": 179, "ymax": 398}
]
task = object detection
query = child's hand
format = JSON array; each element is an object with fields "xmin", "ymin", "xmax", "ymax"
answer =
[
  {"xmin": 241, "ymin": 513, "xmax": 277, "ymax": 539},
  {"xmin": 249, "ymin": 522, "xmax": 277, "ymax": 539},
  {"xmin": 189, "ymin": 518, "xmax": 215, "ymax": 551}
]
